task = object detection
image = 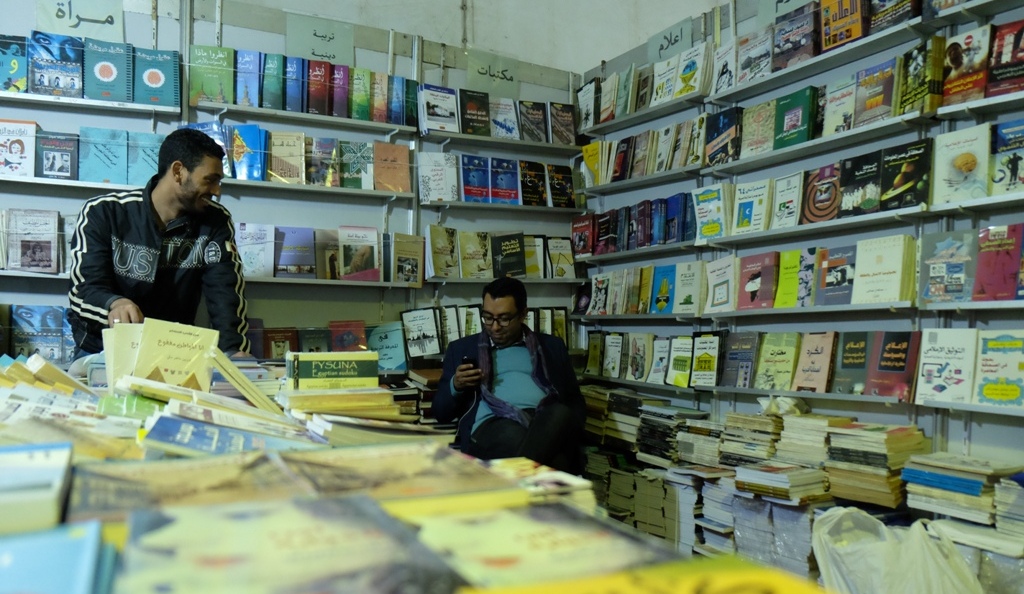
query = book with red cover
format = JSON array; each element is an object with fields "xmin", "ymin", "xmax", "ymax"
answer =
[
  {"xmin": 987, "ymin": 19, "xmax": 1024, "ymax": 97},
  {"xmin": 328, "ymin": 320, "xmax": 369, "ymax": 352},
  {"xmin": 736, "ymin": 251, "xmax": 780, "ymax": 310},
  {"xmin": 864, "ymin": 330, "xmax": 921, "ymax": 401},
  {"xmin": 306, "ymin": 60, "xmax": 331, "ymax": 115},
  {"xmin": 972, "ymin": 223, "xmax": 1024, "ymax": 301},
  {"xmin": 942, "ymin": 24, "xmax": 991, "ymax": 106},
  {"xmin": 330, "ymin": 64, "xmax": 349, "ymax": 118},
  {"xmin": 571, "ymin": 213, "xmax": 595, "ymax": 258},
  {"xmin": 263, "ymin": 327, "xmax": 299, "ymax": 360}
]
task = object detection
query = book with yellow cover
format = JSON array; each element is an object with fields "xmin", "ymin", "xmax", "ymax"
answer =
[
  {"xmin": 101, "ymin": 323, "xmax": 143, "ymax": 389},
  {"xmin": 133, "ymin": 319, "xmax": 219, "ymax": 392},
  {"xmin": 277, "ymin": 386, "xmax": 395, "ymax": 412},
  {"xmin": 284, "ymin": 350, "xmax": 379, "ymax": 390},
  {"xmin": 753, "ymin": 331, "xmax": 802, "ymax": 391}
]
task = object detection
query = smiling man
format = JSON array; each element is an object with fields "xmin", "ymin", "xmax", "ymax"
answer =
[
  {"xmin": 67, "ymin": 128, "xmax": 249, "ymax": 358},
  {"xmin": 435, "ymin": 277, "xmax": 585, "ymax": 473}
]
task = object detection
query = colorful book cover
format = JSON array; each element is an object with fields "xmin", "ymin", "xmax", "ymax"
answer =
[
  {"xmin": 988, "ymin": 18, "xmax": 1024, "ymax": 97},
  {"xmin": 5, "ymin": 208, "xmax": 57, "ymax": 273},
  {"xmin": 666, "ymin": 335, "xmax": 694, "ymax": 388},
  {"xmin": 972, "ymin": 223, "xmax": 1023, "ymax": 301},
  {"xmin": 703, "ymin": 255, "xmax": 736, "ymax": 314},
  {"xmin": 832, "ymin": 331, "xmax": 872, "ymax": 394},
  {"xmin": 458, "ymin": 230, "xmax": 493, "ymax": 279},
  {"xmin": 489, "ymin": 157, "xmax": 520, "ymax": 204},
  {"xmin": 546, "ymin": 164, "xmax": 575, "ymax": 208},
  {"xmin": 459, "ymin": 88, "xmax": 491, "ymax": 136},
  {"xmin": 864, "ymin": 330, "xmax": 921, "ymax": 400},
  {"xmin": 417, "ymin": 152, "xmax": 459, "ymax": 203},
  {"xmin": 736, "ymin": 27, "xmax": 773, "ymax": 85},
  {"xmin": 234, "ymin": 222, "xmax": 276, "ymax": 279},
  {"xmin": 692, "ymin": 184, "xmax": 729, "ymax": 245},
  {"xmin": 704, "ymin": 106, "xmax": 742, "ymax": 167},
  {"xmin": 822, "ymin": 73, "xmax": 856, "ymax": 137},
  {"xmin": 721, "ymin": 331, "xmax": 761, "ymax": 388},
  {"xmin": 367, "ymin": 321, "xmax": 408, "ymax": 375},
  {"xmin": 78, "ymin": 126, "xmax": 127, "ymax": 184},
  {"xmin": 274, "ymin": 226, "xmax": 316, "ymax": 279},
  {"xmin": 305, "ymin": 59, "xmax": 331, "ymax": 115},
  {"xmin": 126, "ymin": 131, "xmax": 163, "ymax": 186},
  {"xmin": 820, "ymin": 0, "xmax": 869, "ymax": 53},
  {"xmin": 35, "ymin": 131, "xmax": 77, "ymax": 180},
  {"xmin": 690, "ymin": 330, "xmax": 727, "ymax": 388},
  {"xmin": 489, "ymin": 96, "xmax": 520, "ymax": 139},
  {"xmin": 0, "ymin": 520, "xmax": 102, "ymax": 594},
  {"xmin": 838, "ymin": 150, "xmax": 882, "ymax": 217},
  {"xmin": 814, "ymin": 244, "xmax": 856, "ymax": 306},
  {"xmin": 518, "ymin": 100, "xmax": 549, "ymax": 143},
  {"xmin": 732, "ymin": 179, "xmax": 772, "ymax": 235},
  {"xmin": 83, "ymin": 37, "xmax": 132, "ymax": 102},
  {"xmin": 187, "ymin": 44, "xmax": 233, "ymax": 105},
  {"xmin": 418, "ymin": 83, "xmax": 459, "ymax": 133},
  {"xmin": 773, "ymin": 86, "xmax": 816, "ymax": 149},
  {"xmin": 800, "ymin": 163, "xmax": 840, "ymax": 224},
  {"xmin": 770, "ymin": 170, "xmax": 803, "ymax": 229},
  {"xmin": 736, "ymin": 251, "xmax": 780, "ymax": 310},
  {"xmin": 673, "ymin": 42, "xmax": 708, "ymax": 97},
  {"xmin": 307, "ymin": 137, "xmax": 336, "ymax": 186},
  {"xmin": 898, "ymin": 36, "xmax": 945, "ymax": 115},
  {"xmin": 267, "ymin": 130, "xmax": 305, "ymax": 184},
  {"xmin": 234, "ymin": 49, "xmax": 262, "ymax": 107},
  {"xmin": 296, "ymin": 327, "xmax": 331, "ymax": 353},
  {"xmin": 284, "ymin": 56, "xmax": 308, "ymax": 113},
  {"xmin": 142, "ymin": 415, "xmax": 320, "ymax": 456},
  {"xmin": 0, "ymin": 34, "xmax": 28, "ymax": 92},
  {"xmin": 518, "ymin": 160, "xmax": 548, "ymax": 207},
  {"xmin": 370, "ymin": 70, "xmax": 388, "ymax": 122},
  {"xmin": 404, "ymin": 78, "xmax": 419, "ymax": 130},
  {"xmin": 230, "ymin": 124, "xmax": 266, "ymax": 181},
  {"xmin": 329, "ymin": 64, "xmax": 349, "ymax": 118},
  {"xmin": 853, "ymin": 57, "xmax": 896, "ymax": 128},
  {"xmin": 990, "ymin": 118, "xmax": 1024, "ymax": 196},
  {"xmin": 131, "ymin": 47, "xmax": 179, "ymax": 107},
  {"xmin": 871, "ymin": 0, "xmax": 921, "ymax": 33},
  {"xmin": 260, "ymin": 52, "xmax": 284, "ymax": 110},
  {"xmin": 942, "ymin": 24, "xmax": 991, "ymax": 106},
  {"xmin": 917, "ymin": 328, "xmax": 977, "ymax": 405},
  {"xmin": 647, "ymin": 264, "xmax": 675, "ymax": 314},
  {"xmin": 918, "ymin": 229, "xmax": 977, "ymax": 305},
  {"xmin": 932, "ymin": 123, "xmax": 990, "ymax": 204},
  {"xmin": 27, "ymin": 31, "xmax": 84, "ymax": 98},
  {"xmin": 791, "ymin": 331, "xmax": 838, "ymax": 392},
  {"xmin": 459, "ymin": 154, "xmax": 489, "ymax": 202},
  {"xmin": 879, "ymin": 137, "xmax": 931, "ymax": 210},
  {"xmin": 673, "ymin": 260, "xmax": 705, "ymax": 317},
  {"xmin": 338, "ymin": 225, "xmax": 381, "ymax": 282},
  {"xmin": 753, "ymin": 331, "xmax": 801, "ymax": 391},
  {"xmin": 387, "ymin": 74, "xmax": 406, "ymax": 125},
  {"xmin": 336, "ymin": 141, "xmax": 373, "ymax": 189},
  {"xmin": 570, "ymin": 214, "xmax": 595, "ymax": 258},
  {"xmin": 773, "ymin": 2, "xmax": 819, "ymax": 71},
  {"xmin": 491, "ymin": 232, "xmax": 527, "ymax": 279},
  {"xmin": 972, "ymin": 330, "xmax": 1024, "ymax": 408},
  {"xmin": 740, "ymin": 99, "xmax": 776, "ymax": 160}
]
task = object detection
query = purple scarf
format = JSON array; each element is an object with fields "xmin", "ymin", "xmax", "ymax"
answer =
[{"xmin": 476, "ymin": 325, "xmax": 558, "ymax": 427}]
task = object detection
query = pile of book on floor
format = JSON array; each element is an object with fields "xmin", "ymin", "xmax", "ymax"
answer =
[
  {"xmin": 770, "ymin": 501, "xmax": 825, "ymax": 580},
  {"xmin": 718, "ymin": 412, "xmax": 783, "ymax": 467},
  {"xmin": 696, "ymin": 470, "xmax": 738, "ymax": 555},
  {"xmin": 635, "ymin": 403, "xmax": 706, "ymax": 468},
  {"xmin": 902, "ymin": 452, "xmax": 1023, "ymax": 525},
  {"xmin": 824, "ymin": 422, "xmax": 928, "ymax": 508},
  {"xmin": 996, "ymin": 476, "xmax": 1024, "ymax": 539},
  {"xmin": 580, "ymin": 384, "xmax": 610, "ymax": 442},
  {"xmin": 734, "ymin": 461, "xmax": 829, "ymax": 505},
  {"xmin": 663, "ymin": 468, "xmax": 704, "ymax": 555},
  {"xmin": 633, "ymin": 468, "xmax": 675, "ymax": 542},
  {"xmin": 733, "ymin": 495, "xmax": 774, "ymax": 565},
  {"xmin": 773, "ymin": 414, "xmax": 856, "ymax": 467},
  {"xmin": 603, "ymin": 389, "xmax": 669, "ymax": 452},
  {"xmin": 677, "ymin": 418, "xmax": 724, "ymax": 466}
]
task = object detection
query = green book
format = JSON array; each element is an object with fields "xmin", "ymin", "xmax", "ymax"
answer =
[
  {"xmin": 349, "ymin": 67, "xmax": 372, "ymax": 121},
  {"xmin": 188, "ymin": 44, "xmax": 234, "ymax": 106},
  {"xmin": 773, "ymin": 86, "xmax": 816, "ymax": 150},
  {"xmin": 261, "ymin": 53, "xmax": 284, "ymax": 110}
]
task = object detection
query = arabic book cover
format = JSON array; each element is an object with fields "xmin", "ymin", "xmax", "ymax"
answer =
[
  {"xmin": 752, "ymin": 331, "xmax": 802, "ymax": 391},
  {"xmin": 267, "ymin": 130, "xmax": 306, "ymax": 184},
  {"xmin": 790, "ymin": 331, "xmax": 838, "ymax": 393},
  {"xmin": 417, "ymin": 151, "xmax": 459, "ymax": 203},
  {"xmin": 0, "ymin": 35, "xmax": 28, "ymax": 93},
  {"xmin": 517, "ymin": 159, "xmax": 548, "ymax": 206},
  {"xmin": 387, "ymin": 74, "xmax": 406, "ymax": 125},
  {"xmin": 942, "ymin": 23, "xmax": 991, "ymax": 106},
  {"xmin": 739, "ymin": 98, "xmax": 776, "ymax": 160},
  {"xmin": 458, "ymin": 230, "xmax": 493, "ymax": 279},
  {"xmin": 126, "ymin": 131, "xmax": 163, "ymax": 186},
  {"xmin": 548, "ymin": 101, "xmax": 576, "ymax": 145},
  {"xmin": 370, "ymin": 70, "xmax": 388, "ymax": 122},
  {"xmin": 988, "ymin": 19, "xmax": 1024, "ymax": 97},
  {"xmin": 234, "ymin": 49, "xmax": 262, "ymax": 107},
  {"xmin": 546, "ymin": 163, "xmax": 575, "ymax": 208},
  {"xmin": 489, "ymin": 157, "xmax": 520, "ymax": 204},
  {"xmin": 273, "ymin": 225, "xmax": 316, "ymax": 279},
  {"xmin": 459, "ymin": 154, "xmax": 490, "ymax": 202},
  {"xmin": 78, "ymin": 126, "xmax": 127, "ymax": 184},
  {"xmin": 850, "ymin": 234, "xmax": 916, "ymax": 304},
  {"xmin": 338, "ymin": 225, "xmax": 381, "ymax": 282},
  {"xmin": 417, "ymin": 83, "xmax": 459, "ymax": 134},
  {"xmin": 736, "ymin": 251, "xmax": 779, "ymax": 310},
  {"xmin": 489, "ymin": 96, "xmax": 520, "ymax": 139},
  {"xmin": 832, "ymin": 331, "xmax": 872, "ymax": 394},
  {"xmin": 838, "ymin": 150, "xmax": 882, "ymax": 218},
  {"xmin": 931, "ymin": 123, "xmax": 990, "ymax": 204},
  {"xmin": 283, "ymin": 56, "xmax": 307, "ymax": 113},
  {"xmin": 820, "ymin": 0, "xmax": 869, "ymax": 53},
  {"xmin": 305, "ymin": 59, "xmax": 330, "ymax": 115},
  {"xmin": 426, "ymin": 223, "xmax": 459, "ymax": 279},
  {"xmin": 690, "ymin": 329, "xmax": 727, "ymax": 388},
  {"xmin": 972, "ymin": 329, "xmax": 1024, "ymax": 408},
  {"xmin": 916, "ymin": 328, "xmax": 978, "ymax": 405},
  {"xmin": 972, "ymin": 223, "xmax": 1023, "ymax": 301},
  {"xmin": 800, "ymin": 162, "xmax": 840, "ymax": 224},
  {"xmin": 773, "ymin": 86, "xmax": 816, "ymax": 150},
  {"xmin": 990, "ymin": 118, "xmax": 1024, "ymax": 196},
  {"xmin": 260, "ymin": 52, "xmax": 284, "ymax": 110},
  {"xmin": 864, "ymin": 330, "xmax": 921, "ymax": 400},
  {"xmin": 307, "ymin": 136, "xmax": 336, "ymax": 186},
  {"xmin": 878, "ymin": 137, "xmax": 931, "ymax": 210},
  {"xmin": 372, "ymin": 140, "xmax": 411, "ymax": 193},
  {"xmin": 330, "ymin": 63, "xmax": 349, "ymax": 117},
  {"xmin": 404, "ymin": 78, "xmax": 419, "ymax": 130},
  {"xmin": 517, "ymin": 100, "xmax": 549, "ymax": 143},
  {"xmin": 721, "ymin": 330, "xmax": 761, "ymax": 388},
  {"xmin": 459, "ymin": 88, "xmax": 491, "ymax": 136},
  {"xmin": 83, "ymin": 37, "xmax": 132, "ymax": 103},
  {"xmin": 917, "ymin": 229, "xmax": 976, "ymax": 305},
  {"xmin": 491, "ymin": 232, "xmax": 527, "ymax": 279},
  {"xmin": 187, "ymin": 44, "xmax": 233, "ymax": 105},
  {"xmin": 28, "ymin": 31, "xmax": 84, "ymax": 98},
  {"xmin": 34, "ymin": 130, "xmax": 78, "ymax": 181},
  {"xmin": 773, "ymin": 1, "xmax": 819, "ymax": 71}
]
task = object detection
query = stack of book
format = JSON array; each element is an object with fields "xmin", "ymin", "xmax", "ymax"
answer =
[
  {"xmin": 734, "ymin": 461, "xmax": 829, "ymax": 505},
  {"xmin": 603, "ymin": 390, "xmax": 669, "ymax": 452},
  {"xmin": 606, "ymin": 467, "xmax": 638, "ymax": 523},
  {"xmin": 732, "ymin": 495, "xmax": 774, "ymax": 565},
  {"xmin": 633, "ymin": 468, "xmax": 673, "ymax": 541},
  {"xmin": 677, "ymin": 419, "xmax": 724, "ymax": 467},
  {"xmin": 824, "ymin": 422, "xmax": 928, "ymax": 507},
  {"xmin": 635, "ymin": 404, "xmax": 706, "ymax": 468},
  {"xmin": 774, "ymin": 414, "xmax": 856, "ymax": 468},
  {"xmin": 583, "ymin": 449, "xmax": 617, "ymax": 505},
  {"xmin": 718, "ymin": 412, "xmax": 783, "ymax": 467},
  {"xmin": 662, "ymin": 470, "xmax": 702, "ymax": 556},
  {"xmin": 580, "ymin": 384, "xmax": 610, "ymax": 443},
  {"xmin": 902, "ymin": 452, "xmax": 1023, "ymax": 525},
  {"xmin": 696, "ymin": 472, "xmax": 738, "ymax": 555},
  {"xmin": 770, "ymin": 501, "xmax": 828, "ymax": 579},
  {"xmin": 996, "ymin": 477, "xmax": 1024, "ymax": 539}
]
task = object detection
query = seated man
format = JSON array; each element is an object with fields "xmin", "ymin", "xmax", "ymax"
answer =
[
  {"xmin": 435, "ymin": 277, "xmax": 585, "ymax": 473},
  {"xmin": 66, "ymin": 127, "xmax": 249, "ymax": 358}
]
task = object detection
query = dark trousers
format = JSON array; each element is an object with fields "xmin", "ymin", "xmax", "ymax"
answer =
[{"xmin": 466, "ymin": 402, "xmax": 581, "ymax": 473}]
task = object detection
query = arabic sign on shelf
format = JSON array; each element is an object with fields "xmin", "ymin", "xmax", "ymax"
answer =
[
  {"xmin": 37, "ymin": 0, "xmax": 123, "ymax": 43},
  {"xmin": 647, "ymin": 17, "xmax": 693, "ymax": 63},
  {"xmin": 467, "ymin": 48, "xmax": 520, "ymax": 99},
  {"xmin": 285, "ymin": 13, "xmax": 354, "ymax": 67}
]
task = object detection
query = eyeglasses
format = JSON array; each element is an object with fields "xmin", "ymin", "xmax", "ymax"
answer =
[{"xmin": 481, "ymin": 313, "xmax": 518, "ymax": 327}]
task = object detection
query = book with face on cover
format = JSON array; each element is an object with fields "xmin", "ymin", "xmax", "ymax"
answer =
[
  {"xmin": 27, "ymin": 31, "xmax": 84, "ymax": 98},
  {"xmin": 4, "ymin": 208, "xmax": 58, "ymax": 274},
  {"xmin": 942, "ymin": 24, "xmax": 991, "ymax": 106}
]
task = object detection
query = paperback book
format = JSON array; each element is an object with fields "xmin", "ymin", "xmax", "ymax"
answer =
[
  {"xmin": 917, "ymin": 229, "xmax": 976, "ymax": 305},
  {"xmin": 878, "ymin": 138, "xmax": 931, "ymax": 210},
  {"xmin": 916, "ymin": 328, "xmax": 978, "ymax": 405}
]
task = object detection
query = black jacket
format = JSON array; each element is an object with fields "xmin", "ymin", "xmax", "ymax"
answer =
[{"xmin": 67, "ymin": 176, "xmax": 249, "ymax": 355}]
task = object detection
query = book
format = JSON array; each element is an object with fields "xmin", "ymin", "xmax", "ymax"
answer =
[
  {"xmin": 665, "ymin": 335, "xmax": 695, "ymax": 387},
  {"xmin": 839, "ymin": 150, "xmax": 882, "ymax": 218},
  {"xmin": 458, "ymin": 230, "xmax": 493, "ymax": 279},
  {"xmin": 712, "ymin": 39, "xmax": 737, "ymax": 94},
  {"xmin": 328, "ymin": 64, "xmax": 349, "ymax": 118},
  {"xmin": 773, "ymin": 86, "xmax": 816, "ymax": 149},
  {"xmin": 851, "ymin": 234, "xmax": 916, "ymax": 304},
  {"xmin": 690, "ymin": 330, "xmax": 727, "ymax": 388},
  {"xmin": 78, "ymin": 126, "xmax": 127, "ymax": 184},
  {"xmin": 518, "ymin": 160, "xmax": 548, "ymax": 207},
  {"xmin": 390, "ymin": 232, "xmax": 424, "ymax": 288},
  {"xmin": 518, "ymin": 100, "xmax": 549, "ymax": 143},
  {"xmin": 0, "ymin": 118, "xmax": 36, "ymax": 178},
  {"xmin": 259, "ymin": 53, "xmax": 284, "ymax": 110},
  {"xmin": 126, "ymin": 131, "xmax": 162, "ymax": 186},
  {"xmin": 672, "ymin": 260, "xmax": 705, "ymax": 317},
  {"xmin": 736, "ymin": 251, "xmax": 779, "ymax": 310},
  {"xmin": 545, "ymin": 237, "xmax": 576, "ymax": 280},
  {"xmin": 990, "ymin": 118, "xmax": 1024, "ymax": 196},
  {"xmin": 267, "ymin": 130, "xmax": 306, "ymax": 184},
  {"xmin": 27, "ymin": 31, "xmax": 84, "ymax": 98},
  {"xmin": 546, "ymin": 164, "xmax": 575, "ymax": 208},
  {"xmin": 820, "ymin": 0, "xmax": 869, "ymax": 53},
  {"xmin": 737, "ymin": 26, "xmax": 773, "ymax": 85},
  {"xmin": 372, "ymin": 140, "xmax": 411, "ymax": 193},
  {"xmin": 832, "ymin": 331, "xmax": 873, "ymax": 394},
  {"xmin": 575, "ymin": 77, "xmax": 599, "ymax": 131},
  {"xmin": 548, "ymin": 101, "xmax": 576, "ymax": 145},
  {"xmin": 932, "ymin": 123, "xmax": 990, "ymax": 204},
  {"xmin": 131, "ymin": 318, "xmax": 220, "ymax": 392},
  {"xmin": 313, "ymin": 228, "xmax": 340, "ymax": 280},
  {"xmin": 401, "ymin": 308, "xmax": 443, "ymax": 360},
  {"xmin": 988, "ymin": 18, "xmax": 1024, "ymax": 97},
  {"xmin": 770, "ymin": 170, "xmax": 804, "ymax": 229},
  {"xmin": 692, "ymin": 183, "xmax": 731, "ymax": 245},
  {"xmin": 305, "ymin": 59, "xmax": 330, "ymax": 115},
  {"xmin": 864, "ymin": 330, "xmax": 921, "ymax": 400},
  {"xmin": 404, "ymin": 78, "xmax": 419, "ymax": 130},
  {"xmin": 648, "ymin": 54, "xmax": 680, "ymax": 107},
  {"xmin": 570, "ymin": 214, "xmax": 595, "ymax": 259},
  {"xmin": 853, "ymin": 57, "xmax": 897, "ymax": 128},
  {"xmin": 703, "ymin": 255, "xmax": 736, "ymax": 315},
  {"xmin": 753, "ymin": 331, "xmax": 802, "ymax": 391},
  {"xmin": 426, "ymin": 224, "xmax": 459, "ymax": 279},
  {"xmin": 234, "ymin": 222, "xmax": 275, "ymax": 279},
  {"xmin": 732, "ymin": 179, "xmax": 772, "ymax": 236},
  {"xmin": 800, "ymin": 162, "xmax": 840, "ymax": 224},
  {"xmin": 459, "ymin": 88, "xmax": 491, "ymax": 136},
  {"xmin": 774, "ymin": 1, "xmax": 819, "ymax": 71},
  {"xmin": 418, "ymin": 83, "xmax": 459, "ymax": 134},
  {"xmin": 704, "ymin": 106, "xmax": 742, "ymax": 167},
  {"xmin": 814, "ymin": 244, "xmax": 856, "ymax": 306},
  {"xmin": 822, "ymin": 73, "xmax": 856, "ymax": 137},
  {"xmin": 417, "ymin": 152, "xmax": 459, "ymax": 204},
  {"xmin": 489, "ymin": 96, "xmax": 520, "ymax": 139},
  {"xmin": 721, "ymin": 331, "xmax": 761, "ymax": 388},
  {"xmin": 916, "ymin": 328, "xmax": 978, "ymax": 405},
  {"xmin": 942, "ymin": 24, "xmax": 991, "ymax": 106},
  {"xmin": 34, "ymin": 130, "xmax": 78, "ymax": 181},
  {"xmin": 489, "ymin": 157, "xmax": 520, "ymax": 205},
  {"xmin": 972, "ymin": 223, "xmax": 1023, "ymax": 301},
  {"xmin": 5, "ymin": 208, "xmax": 59, "ymax": 274},
  {"xmin": 0, "ymin": 441, "xmax": 73, "ymax": 535},
  {"xmin": 0, "ymin": 519, "xmax": 103, "ymax": 594},
  {"xmin": 625, "ymin": 333, "xmax": 655, "ymax": 382},
  {"xmin": 187, "ymin": 44, "xmax": 233, "ymax": 105},
  {"xmin": 273, "ymin": 226, "xmax": 315, "ymax": 278},
  {"xmin": 284, "ymin": 57, "xmax": 308, "ymax": 113},
  {"xmin": 878, "ymin": 137, "xmax": 931, "ymax": 210},
  {"xmin": 370, "ymin": 70, "xmax": 389, "ymax": 122},
  {"xmin": 460, "ymin": 154, "xmax": 490, "ymax": 202},
  {"xmin": 0, "ymin": 35, "xmax": 27, "ymax": 93},
  {"xmin": 674, "ymin": 42, "xmax": 710, "ymax": 98},
  {"xmin": 306, "ymin": 136, "xmax": 335, "ymax": 186},
  {"xmin": 740, "ymin": 99, "xmax": 776, "ymax": 160},
  {"xmin": 229, "ymin": 124, "xmax": 266, "ymax": 182},
  {"xmin": 491, "ymin": 232, "xmax": 527, "ymax": 279},
  {"xmin": 644, "ymin": 264, "xmax": 672, "ymax": 314},
  {"xmin": 918, "ymin": 229, "xmax": 977, "ymax": 305},
  {"xmin": 83, "ymin": 38, "xmax": 132, "ymax": 102},
  {"xmin": 973, "ymin": 329, "xmax": 1024, "ymax": 408},
  {"xmin": 790, "ymin": 331, "xmax": 838, "ymax": 392},
  {"xmin": 231, "ymin": 49, "xmax": 261, "ymax": 108},
  {"xmin": 897, "ymin": 36, "xmax": 945, "ymax": 115},
  {"xmin": 285, "ymin": 351, "xmax": 379, "ymax": 391}
]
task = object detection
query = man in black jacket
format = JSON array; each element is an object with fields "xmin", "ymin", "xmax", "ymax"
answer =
[
  {"xmin": 435, "ymin": 277, "xmax": 585, "ymax": 473},
  {"xmin": 67, "ymin": 128, "xmax": 249, "ymax": 357}
]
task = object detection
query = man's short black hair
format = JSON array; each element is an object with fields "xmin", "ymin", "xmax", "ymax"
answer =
[
  {"xmin": 483, "ymin": 277, "xmax": 527, "ymax": 313},
  {"xmin": 158, "ymin": 128, "xmax": 225, "ymax": 178}
]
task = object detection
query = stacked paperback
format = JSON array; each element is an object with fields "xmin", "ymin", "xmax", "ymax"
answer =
[
  {"xmin": 824, "ymin": 423, "xmax": 929, "ymax": 507},
  {"xmin": 902, "ymin": 452, "xmax": 1023, "ymax": 525},
  {"xmin": 718, "ymin": 412, "xmax": 783, "ymax": 467}
]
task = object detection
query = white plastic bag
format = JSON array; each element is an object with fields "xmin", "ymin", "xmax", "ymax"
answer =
[{"xmin": 892, "ymin": 520, "xmax": 984, "ymax": 594}]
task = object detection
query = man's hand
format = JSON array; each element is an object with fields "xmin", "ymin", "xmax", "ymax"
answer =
[
  {"xmin": 453, "ymin": 363, "xmax": 483, "ymax": 392},
  {"xmin": 108, "ymin": 298, "xmax": 144, "ymax": 326}
]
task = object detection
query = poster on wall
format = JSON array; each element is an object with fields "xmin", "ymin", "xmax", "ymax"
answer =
[
  {"xmin": 36, "ymin": 0, "xmax": 124, "ymax": 43},
  {"xmin": 466, "ymin": 48, "xmax": 520, "ymax": 99},
  {"xmin": 284, "ymin": 11, "xmax": 354, "ymax": 66}
]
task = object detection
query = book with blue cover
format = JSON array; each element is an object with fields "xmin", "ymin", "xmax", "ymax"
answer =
[
  {"xmin": 132, "ymin": 47, "xmax": 180, "ymax": 107},
  {"xmin": 388, "ymin": 74, "xmax": 406, "ymax": 125},
  {"xmin": 489, "ymin": 157, "xmax": 520, "ymax": 205},
  {"xmin": 127, "ymin": 131, "xmax": 163, "ymax": 186},
  {"xmin": 27, "ymin": 31, "xmax": 84, "ymax": 98},
  {"xmin": 367, "ymin": 320, "xmax": 408, "ymax": 376},
  {"xmin": 229, "ymin": 124, "xmax": 267, "ymax": 181},
  {"xmin": 460, "ymin": 154, "xmax": 489, "ymax": 202},
  {"xmin": 83, "ymin": 37, "xmax": 132, "ymax": 102},
  {"xmin": 649, "ymin": 264, "xmax": 676, "ymax": 314},
  {"xmin": 188, "ymin": 44, "xmax": 234, "ymax": 105},
  {"xmin": 234, "ymin": 49, "xmax": 262, "ymax": 107},
  {"xmin": 0, "ymin": 519, "xmax": 102, "ymax": 594},
  {"xmin": 78, "ymin": 127, "xmax": 127, "ymax": 184},
  {"xmin": 142, "ymin": 415, "xmax": 322, "ymax": 456},
  {"xmin": 283, "ymin": 55, "xmax": 307, "ymax": 112},
  {"xmin": 0, "ymin": 34, "xmax": 28, "ymax": 92},
  {"xmin": 260, "ymin": 53, "xmax": 284, "ymax": 110},
  {"xmin": 274, "ymin": 226, "xmax": 316, "ymax": 279}
]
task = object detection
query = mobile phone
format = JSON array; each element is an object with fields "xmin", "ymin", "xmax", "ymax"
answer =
[{"xmin": 461, "ymin": 356, "xmax": 477, "ymax": 368}]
